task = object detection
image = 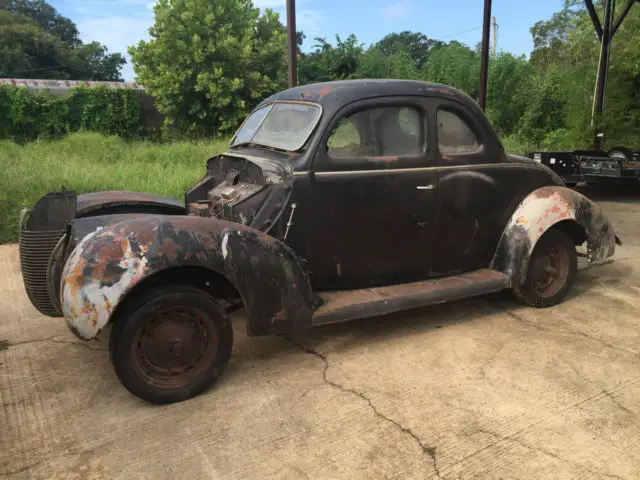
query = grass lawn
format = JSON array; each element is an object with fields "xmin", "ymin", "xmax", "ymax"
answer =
[{"xmin": 0, "ymin": 133, "xmax": 230, "ymax": 243}]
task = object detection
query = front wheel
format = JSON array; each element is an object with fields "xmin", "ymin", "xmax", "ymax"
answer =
[
  {"xmin": 110, "ymin": 285, "xmax": 233, "ymax": 404},
  {"xmin": 513, "ymin": 229, "xmax": 577, "ymax": 308}
]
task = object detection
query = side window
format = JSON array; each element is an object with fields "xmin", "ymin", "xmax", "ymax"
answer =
[
  {"xmin": 327, "ymin": 106, "xmax": 424, "ymax": 159},
  {"xmin": 437, "ymin": 109, "xmax": 481, "ymax": 155}
]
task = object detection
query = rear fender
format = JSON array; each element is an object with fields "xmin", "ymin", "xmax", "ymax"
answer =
[
  {"xmin": 491, "ymin": 186, "xmax": 618, "ymax": 285},
  {"xmin": 61, "ymin": 215, "xmax": 313, "ymax": 340}
]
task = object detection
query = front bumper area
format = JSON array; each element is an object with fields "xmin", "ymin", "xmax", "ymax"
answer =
[
  {"xmin": 18, "ymin": 217, "xmax": 66, "ymax": 316},
  {"xmin": 18, "ymin": 191, "xmax": 77, "ymax": 317}
]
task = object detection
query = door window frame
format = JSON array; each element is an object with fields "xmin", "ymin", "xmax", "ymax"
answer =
[
  {"xmin": 429, "ymin": 98, "xmax": 493, "ymax": 166},
  {"xmin": 311, "ymin": 96, "xmax": 434, "ymax": 172}
]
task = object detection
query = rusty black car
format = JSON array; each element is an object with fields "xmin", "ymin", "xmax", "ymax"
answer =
[{"xmin": 18, "ymin": 80, "xmax": 621, "ymax": 404}]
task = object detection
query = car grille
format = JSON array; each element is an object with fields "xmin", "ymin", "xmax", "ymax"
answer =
[{"xmin": 19, "ymin": 229, "xmax": 66, "ymax": 317}]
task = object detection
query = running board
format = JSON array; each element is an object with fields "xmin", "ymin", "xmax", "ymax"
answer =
[{"xmin": 312, "ymin": 269, "xmax": 511, "ymax": 326}]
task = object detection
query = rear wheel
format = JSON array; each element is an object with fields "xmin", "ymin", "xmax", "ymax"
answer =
[
  {"xmin": 110, "ymin": 285, "xmax": 233, "ymax": 404},
  {"xmin": 513, "ymin": 229, "xmax": 577, "ymax": 308}
]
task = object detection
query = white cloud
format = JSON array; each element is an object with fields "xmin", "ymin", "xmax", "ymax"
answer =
[
  {"xmin": 284, "ymin": 9, "xmax": 325, "ymax": 37},
  {"xmin": 381, "ymin": 0, "xmax": 410, "ymax": 20}
]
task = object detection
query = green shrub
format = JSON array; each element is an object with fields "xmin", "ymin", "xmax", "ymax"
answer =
[{"xmin": 0, "ymin": 85, "xmax": 147, "ymax": 142}]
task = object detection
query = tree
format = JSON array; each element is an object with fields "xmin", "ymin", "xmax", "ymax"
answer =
[
  {"xmin": 422, "ymin": 41, "xmax": 481, "ymax": 98},
  {"xmin": 0, "ymin": 0, "xmax": 125, "ymax": 80},
  {"xmin": 524, "ymin": 0, "xmax": 640, "ymax": 148},
  {"xmin": 356, "ymin": 47, "xmax": 420, "ymax": 80},
  {"xmin": 298, "ymin": 35, "xmax": 364, "ymax": 84},
  {"xmin": 485, "ymin": 53, "xmax": 534, "ymax": 135},
  {"xmin": 0, "ymin": 10, "xmax": 71, "ymax": 78},
  {"xmin": 374, "ymin": 31, "xmax": 444, "ymax": 70},
  {"xmin": 129, "ymin": 0, "xmax": 288, "ymax": 136},
  {"xmin": 72, "ymin": 42, "xmax": 126, "ymax": 82},
  {"xmin": 5, "ymin": 0, "xmax": 81, "ymax": 46}
]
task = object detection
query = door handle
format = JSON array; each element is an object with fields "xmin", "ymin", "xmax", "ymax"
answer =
[{"xmin": 416, "ymin": 185, "xmax": 435, "ymax": 191}]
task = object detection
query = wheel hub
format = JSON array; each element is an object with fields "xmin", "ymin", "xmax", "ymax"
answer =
[
  {"xmin": 531, "ymin": 242, "xmax": 569, "ymax": 298},
  {"xmin": 132, "ymin": 306, "xmax": 219, "ymax": 388}
]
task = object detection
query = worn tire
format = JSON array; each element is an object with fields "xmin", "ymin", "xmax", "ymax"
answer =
[
  {"xmin": 513, "ymin": 229, "xmax": 577, "ymax": 308},
  {"xmin": 109, "ymin": 285, "xmax": 233, "ymax": 404}
]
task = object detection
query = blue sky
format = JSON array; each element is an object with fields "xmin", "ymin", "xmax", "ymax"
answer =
[{"xmin": 50, "ymin": 0, "xmax": 564, "ymax": 81}]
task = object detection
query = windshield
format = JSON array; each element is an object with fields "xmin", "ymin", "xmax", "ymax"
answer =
[{"xmin": 230, "ymin": 101, "xmax": 322, "ymax": 152}]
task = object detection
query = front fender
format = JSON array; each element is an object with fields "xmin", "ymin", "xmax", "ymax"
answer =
[
  {"xmin": 61, "ymin": 215, "xmax": 314, "ymax": 340},
  {"xmin": 491, "ymin": 186, "xmax": 619, "ymax": 285},
  {"xmin": 76, "ymin": 191, "xmax": 185, "ymax": 216}
]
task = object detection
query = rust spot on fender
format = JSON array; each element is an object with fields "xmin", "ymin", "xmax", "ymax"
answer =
[
  {"xmin": 158, "ymin": 238, "xmax": 180, "ymax": 261},
  {"xmin": 318, "ymin": 85, "xmax": 333, "ymax": 98}
]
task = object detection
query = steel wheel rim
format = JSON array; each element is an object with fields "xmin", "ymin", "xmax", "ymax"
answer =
[
  {"xmin": 531, "ymin": 241, "xmax": 570, "ymax": 298},
  {"xmin": 131, "ymin": 306, "xmax": 219, "ymax": 389}
]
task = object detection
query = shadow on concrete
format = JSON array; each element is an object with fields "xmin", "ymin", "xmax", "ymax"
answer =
[{"xmin": 575, "ymin": 183, "xmax": 640, "ymax": 204}]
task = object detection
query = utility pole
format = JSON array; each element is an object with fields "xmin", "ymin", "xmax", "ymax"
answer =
[
  {"xmin": 491, "ymin": 16, "xmax": 497, "ymax": 57},
  {"xmin": 591, "ymin": 0, "xmax": 614, "ymax": 128},
  {"xmin": 286, "ymin": 0, "xmax": 297, "ymax": 88},
  {"xmin": 478, "ymin": 0, "xmax": 492, "ymax": 111},
  {"xmin": 585, "ymin": 0, "xmax": 637, "ymax": 147}
]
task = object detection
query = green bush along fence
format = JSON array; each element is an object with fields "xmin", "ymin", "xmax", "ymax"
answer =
[{"xmin": 0, "ymin": 84, "xmax": 163, "ymax": 142}]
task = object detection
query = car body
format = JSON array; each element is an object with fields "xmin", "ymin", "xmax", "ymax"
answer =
[{"xmin": 18, "ymin": 80, "xmax": 621, "ymax": 404}]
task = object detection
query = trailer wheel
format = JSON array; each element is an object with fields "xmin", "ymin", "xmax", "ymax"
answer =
[
  {"xmin": 608, "ymin": 146, "xmax": 633, "ymax": 161},
  {"xmin": 110, "ymin": 285, "xmax": 233, "ymax": 404},
  {"xmin": 513, "ymin": 229, "xmax": 577, "ymax": 308}
]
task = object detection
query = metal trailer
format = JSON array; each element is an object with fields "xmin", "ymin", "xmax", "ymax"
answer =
[{"xmin": 525, "ymin": 147, "xmax": 640, "ymax": 187}]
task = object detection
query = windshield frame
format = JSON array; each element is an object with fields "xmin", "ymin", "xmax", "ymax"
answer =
[{"xmin": 230, "ymin": 100, "xmax": 323, "ymax": 152}]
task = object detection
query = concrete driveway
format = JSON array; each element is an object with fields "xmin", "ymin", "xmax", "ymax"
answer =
[{"xmin": 2, "ymin": 189, "xmax": 640, "ymax": 480}]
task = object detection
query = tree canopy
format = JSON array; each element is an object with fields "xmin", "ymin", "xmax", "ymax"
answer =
[
  {"xmin": 0, "ymin": 0, "xmax": 125, "ymax": 80},
  {"xmin": 289, "ymin": 0, "xmax": 640, "ymax": 151},
  {"xmin": 129, "ymin": 0, "xmax": 288, "ymax": 137},
  {"xmin": 4, "ymin": 0, "xmax": 638, "ymax": 151}
]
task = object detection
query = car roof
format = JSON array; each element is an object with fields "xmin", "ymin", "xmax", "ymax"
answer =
[{"xmin": 257, "ymin": 79, "xmax": 481, "ymax": 116}]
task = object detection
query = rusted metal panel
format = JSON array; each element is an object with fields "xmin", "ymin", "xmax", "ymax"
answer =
[
  {"xmin": 312, "ymin": 268, "xmax": 510, "ymax": 326},
  {"xmin": 61, "ymin": 215, "xmax": 313, "ymax": 340},
  {"xmin": 491, "ymin": 186, "xmax": 618, "ymax": 284}
]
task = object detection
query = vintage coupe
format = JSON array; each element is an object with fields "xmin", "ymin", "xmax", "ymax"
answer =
[{"xmin": 19, "ymin": 80, "xmax": 621, "ymax": 404}]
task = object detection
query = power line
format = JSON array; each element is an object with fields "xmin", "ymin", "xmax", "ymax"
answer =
[{"xmin": 435, "ymin": 25, "xmax": 483, "ymax": 41}]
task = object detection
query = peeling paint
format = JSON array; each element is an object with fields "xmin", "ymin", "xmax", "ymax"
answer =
[
  {"xmin": 492, "ymin": 186, "xmax": 618, "ymax": 284},
  {"xmin": 59, "ymin": 215, "xmax": 314, "ymax": 340},
  {"xmin": 62, "ymin": 231, "xmax": 149, "ymax": 339},
  {"xmin": 221, "ymin": 232, "xmax": 229, "ymax": 259},
  {"xmin": 506, "ymin": 190, "xmax": 574, "ymax": 252}
]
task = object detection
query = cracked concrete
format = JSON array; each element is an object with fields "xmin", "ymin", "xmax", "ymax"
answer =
[
  {"xmin": 2, "ymin": 335, "xmax": 108, "ymax": 352},
  {"xmin": 2, "ymin": 192, "xmax": 640, "ymax": 479},
  {"xmin": 292, "ymin": 342, "xmax": 443, "ymax": 479}
]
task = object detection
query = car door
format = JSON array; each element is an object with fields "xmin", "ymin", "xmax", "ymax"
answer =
[
  {"xmin": 307, "ymin": 97, "xmax": 438, "ymax": 290},
  {"xmin": 429, "ymin": 98, "xmax": 512, "ymax": 275}
]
